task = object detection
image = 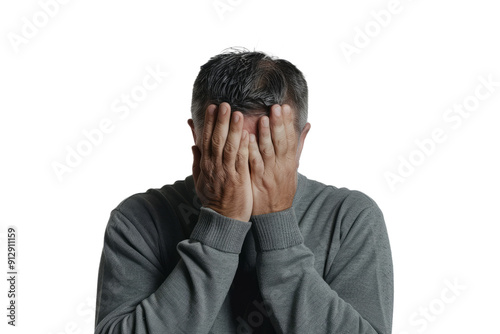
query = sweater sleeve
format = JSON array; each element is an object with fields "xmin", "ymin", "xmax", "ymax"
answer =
[
  {"xmin": 94, "ymin": 204, "xmax": 251, "ymax": 334},
  {"xmin": 250, "ymin": 196, "xmax": 393, "ymax": 334}
]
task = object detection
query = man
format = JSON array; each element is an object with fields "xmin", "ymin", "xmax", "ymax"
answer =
[{"xmin": 94, "ymin": 49, "xmax": 393, "ymax": 333}]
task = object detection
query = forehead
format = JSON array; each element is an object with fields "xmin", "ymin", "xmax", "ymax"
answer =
[{"xmin": 239, "ymin": 113, "xmax": 264, "ymax": 132}]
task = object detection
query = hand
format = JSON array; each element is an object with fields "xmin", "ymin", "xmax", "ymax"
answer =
[
  {"xmin": 248, "ymin": 104, "xmax": 298, "ymax": 216},
  {"xmin": 191, "ymin": 102, "xmax": 253, "ymax": 222}
]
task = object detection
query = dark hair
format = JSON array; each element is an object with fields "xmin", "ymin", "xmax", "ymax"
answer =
[{"xmin": 190, "ymin": 48, "xmax": 308, "ymax": 135}]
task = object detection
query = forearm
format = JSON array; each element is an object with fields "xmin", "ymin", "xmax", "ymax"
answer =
[
  {"xmin": 252, "ymin": 207, "xmax": 393, "ymax": 334},
  {"xmin": 95, "ymin": 207, "xmax": 251, "ymax": 334},
  {"xmin": 256, "ymin": 244, "xmax": 382, "ymax": 333}
]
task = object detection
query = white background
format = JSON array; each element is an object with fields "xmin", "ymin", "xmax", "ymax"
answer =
[{"xmin": 1, "ymin": 0, "xmax": 499, "ymax": 333}]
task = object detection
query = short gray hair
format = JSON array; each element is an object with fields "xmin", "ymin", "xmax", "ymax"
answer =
[{"xmin": 190, "ymin": 48, "xmax": 308, "ymax": 136}]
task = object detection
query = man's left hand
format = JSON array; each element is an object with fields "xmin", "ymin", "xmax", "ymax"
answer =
[{"xmin": 248, "ymin": 104, "xmax": 298, "ymax": 216}]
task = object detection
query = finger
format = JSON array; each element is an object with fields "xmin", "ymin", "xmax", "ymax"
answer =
[
  {"xmin": 258, "ymin": 115, "xmax": 275, "ymax": 166},
  {"xmin": 202, "ymin": 104, "xmax": 217, "ymax": 161},
  {"xmin": 236, "ymin": 129, "xmax": 249, "ymax": 175},
  {"xmin": 269, "ymin": 104, "xmax": 287, "ymax": 158},
  {"xmin": 248, "ymin": 133, "xmax": 264, "ymax": 177},
  {"xmin": 191, "ymin": 145, "xmax": 201, "ymax": 185},
  {"xmin": 223, "ymin": 111, "xmax": 244, "ymax": 170},
  {"xmin": 211, "ymin": 102, "xmax": 231, "ymax": 164},
  {"xmin": 282, "ymin": 104, "xmax": 298, "ymax": 157}
]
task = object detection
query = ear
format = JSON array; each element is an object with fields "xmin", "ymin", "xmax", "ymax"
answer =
[
  {"xmin": 187, "ymin": 119, "xmax": 197, "ymax": 145},
  {"xmin": 295, "ymin": 122, "xmax": 311, "ymax": 169}
]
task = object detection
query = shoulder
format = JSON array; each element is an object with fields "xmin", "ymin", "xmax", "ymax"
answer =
[
  {"xmin": 328, "ymin": 187, "xmax": 386, "ymax": 246},
  {"xmin": 113, "ymin": 175, "xmax": 193, "ymax": 224},
  {"xmin": 114, "ymin": 188, "xmax": 167, "ymax": 222},
  {"xmin": 301, "ymin": 173, "xmax": 380, "ymax": 213},
  {"xmin": 300, "ymin": 174, "xmax": 385, "ymax": 237},
  {"xmin": 106, "ymin": 176, "xmax": 193, "ymax": 242}
]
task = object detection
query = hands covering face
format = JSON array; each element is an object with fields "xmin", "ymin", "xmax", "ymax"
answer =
[{"xmin": 191, "ymin": 102, "xmax": 298, "ymax": 222}]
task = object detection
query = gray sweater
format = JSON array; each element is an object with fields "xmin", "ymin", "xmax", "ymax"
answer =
[{"xmin": 94, "ymin": 172, "xmax": 393, "ymax": 333}]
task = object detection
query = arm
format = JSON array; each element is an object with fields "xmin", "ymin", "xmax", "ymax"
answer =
[
  {"xmin": 247, "ymin": 104, "xmax": 392, "ymax": 333},
  {"xmin": 251, "ymin": 198, "xmax": 393, "ymax": 334},
  {"xmin": 94, "ymin": 204, "xmax": 251, "ymax": 333},
  {"xmin": 96, "ymin": 102, "xmax": 253, "ymax": 333}
]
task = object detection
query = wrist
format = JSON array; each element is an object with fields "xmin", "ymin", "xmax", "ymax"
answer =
[
  {"xmin": 204, "ymin": 205, "xmax": 250, "ymax": 222},
  {"xmin": 252, "ymin": 203, "xmax": 293, "ymax": 216}
]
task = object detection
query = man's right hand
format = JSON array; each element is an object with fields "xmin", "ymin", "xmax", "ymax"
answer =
[{"xmin": 191, "ymin": 102, "xmax": 253, "ymax": 222}]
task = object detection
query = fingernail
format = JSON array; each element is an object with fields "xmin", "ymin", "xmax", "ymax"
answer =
[
  {"xmin": 249, "ymin": 134, "xmax": 256, "ymax": 142},
  {"xmin": 274, "ymin": 106, "xmax": 281, "ymax": 117},
  {"xmin": 233, "ymin": 113, "xmax": 239, "ymax": 123},
  {"xmin": 221, "ymin": 104, "xmax": 227, "ymax": 115},
  {"xmin": 262, "ymin": 117, "xmax": 269, "ymax": 127},
  {"xmin": 283, "ymin": 105, "xmax": 291, "ymax": 115}
]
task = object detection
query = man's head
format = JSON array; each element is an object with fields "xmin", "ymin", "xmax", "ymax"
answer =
[{"xmin": 188, "ymin": 48, "xmax": 311, "ymax": 166}]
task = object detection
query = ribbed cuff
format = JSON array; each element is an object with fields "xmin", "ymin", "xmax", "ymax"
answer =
[
  {"xmin": 251, "ymin": 207, "xmax": 304, "ymax": 252},
  {"xmin": 190, "ymin": 207, "xmax": 252, "ymax": 254}
]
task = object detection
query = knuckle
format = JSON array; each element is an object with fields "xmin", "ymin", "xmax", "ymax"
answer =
[
  {"xmin": 262, "ymin": 177, "xmax": 273, "ymax": 189},
  {"xmin": 275, "ymin": 138, "xmax": 285, "ymax": 148},
  {"xmin": 237, "ymin": 145, "xmax": 247, "ymax": 158},
  {"xmin": 212, "ymin": 135, "xmax": 223, "ymax": 149},
  {"xmin": 214, "ymin": 168, "xmax": 226, "ymax": 182},
  {"xmin": 201, "ymin": 160, "xmax": 211, "ymax": 172},
  {"xmin": 203, "ymin": 133, "xmax": 212, "ymax": 145},
  {"xmin": 237, "ymin": 148, "xmax": 247, "ymax": 160},
  {"xmin": 224, "ymin": 141, "xmax": 236, "ymax": 155},
  {"xmin": 235, "ymin": 155, "xmax": 247, "ymax": 170},
  {"xmin": 251, "ymin": 157, "xmax": 263, "ymax": 169},
  {"xmin": 285, "ymin": 154, "xmax": 295, "ymax": 162},
  {"xmin": 261, "ymin": 146, "xmax": 273, "ymax": 156},
  {"xmin": 222, "ymin": 160, "xmax": 233, "ymax": 173}
]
